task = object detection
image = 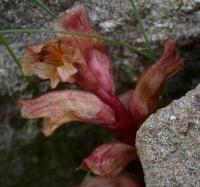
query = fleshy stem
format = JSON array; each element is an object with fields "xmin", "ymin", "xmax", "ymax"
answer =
[
  {"xmin": 0, "ymin": 29, "xmax": 154, "ymax": 61},
  {"xmin": 33, "ymin": 0, "xmax": 57, "ymax": 19},
  {"xmin": 128, "ymin": 0, "xmax": 155, "ymax": 61},
  {"xmin": 0, "ymin": 34, "xmax": 39, "ymax": 95},
  {"xmin": 96, "ymin": 89, "xmax": 137, "ymax": 145}
]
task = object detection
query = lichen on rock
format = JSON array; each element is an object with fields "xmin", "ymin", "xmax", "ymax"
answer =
[{"xmin": 136, "ymin": 84, "xmax": 200, "ymax": 187}]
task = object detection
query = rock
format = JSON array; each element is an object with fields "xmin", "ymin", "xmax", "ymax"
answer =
[
  {"xmin": 0, "ymin": 45, "xmax": 27, "ymax": 96},
  {"xmin": 136, "ymin": 84, "xmax": 200, "ymax": 187}
]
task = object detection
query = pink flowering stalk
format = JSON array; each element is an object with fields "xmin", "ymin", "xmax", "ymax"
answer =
[{"xmin": 19, "ymin": 5, "xmax": 184, "ymax": 178}]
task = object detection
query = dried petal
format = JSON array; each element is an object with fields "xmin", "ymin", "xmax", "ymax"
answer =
[
  {"xmin": 54, "ymin": 5, "xmax": 98, "ymax": 48},
  {"xmin": 80, "ymin": 143, "xmax": 137, "ymax": 177},
  {"xmin": 22, "ymin": 55, "xmax": 59, "ymax": 87},
  {"xmin": 18, "ymin": 90, "xmax": 115, "ymax": 136},
  {"xmin": 77, "ymin": 49, "xmax": 115, "ymax": 94},
  {"xmin": 22, "ymin": 39, "xmax": 85, "ymax": 88},
  {"xmin": 129, "ymin": 39, "xmax": 184, "ymax": 125},
  {"xmin": 78, "ymin": 176, "xmax": 141, "ymax": 187}
]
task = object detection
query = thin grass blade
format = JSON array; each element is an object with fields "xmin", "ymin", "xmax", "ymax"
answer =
[
  {"xmin": 33, "ymin": 0, "xmax": 57, "ymax": 18},
  {"xmin": 0, "ymin": 29, "xmax": 153, "ymax": 61},
  {"xmin": 0, "ymin": 33, "xmax": 39, "ymax": 95},
  {"xmin": 128, "ymin": 0, "xmax": 155, "ymax": 61}
]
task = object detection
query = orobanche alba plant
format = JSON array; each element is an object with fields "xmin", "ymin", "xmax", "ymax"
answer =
[{"xmin": 19, "ymin": 5, "xmax": 184, "ymax": 178}]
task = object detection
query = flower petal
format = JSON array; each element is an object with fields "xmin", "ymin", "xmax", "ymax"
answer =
[
  {"xmin": 55, "ymin": 5, "xmax": 103, "ymax": 53},
  {"xmin": 80, "ymin": 143, "xmax": 137, "ymax": 177},
  {"xmin": 22, "ymin": 50, "xmax": 60, "ymax": 88},
  {"xmin": 18, "ymin": 90, "xmax": 115, "ymax": 136},
  {"xmin": 129, "ymin": 39, "xmax": 184, "ymax": 126},
  {"xmin": 22, "ymin": 40, "xmax": 84, "ymax": 88},
  {"xmin": 77, "ymin": 49, "xmax": 115, "ymax": 94},
  {"xmin": 56, "ymin": 63, "xmax": 77, "ymax": 82},
  {"xmin": 78, "ymin": 176, "xmax": 141, "ymax": 187},
  {"xmin": 55, "ymin": 5, "xmax": 95, "ymax": 34}
]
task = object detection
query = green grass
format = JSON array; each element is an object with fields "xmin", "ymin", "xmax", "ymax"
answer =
[
  {"xmin": 0, "ymin": 29, "xmax": 153, "ymax": 61},
  {"xmin": 33, "ymin": 0, "xmax": 57, "ymax": 19},
  {"xmin": 32, "ymin": 0, "xmax": 154, "ymax": 60},
  {"xmin": 128, "ymin": 0, "xmax": 185, "ymax": 97},
  {"xmin": 128, "ymin": 0, "xmax": 155, "ymax": 61},
  {"xmin": 0, "ymin": 33, "xmax": 39, "ymax": 95},
  {"xmin": 0, "ymin": 34, "xmax": 21, "ymax": 69}
]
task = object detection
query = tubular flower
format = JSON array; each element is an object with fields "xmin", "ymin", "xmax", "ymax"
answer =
[
  {"xmin": 22, "ymin": 5, "xmax": 115, "ymax": 94},
  {"xmin": 18, "ymin": 90, "xmax": 115, "ymax": 136},
  {"xmin": 129, "ymin": 39, "xmax": 184, "ymax": 125},
  {"xmin": 80, "ymin": 143, "xmax": 137, "ymax": 177},
  {"xmin": 19, "ymin": 5, "xmax": 184, "ymax": 178}
]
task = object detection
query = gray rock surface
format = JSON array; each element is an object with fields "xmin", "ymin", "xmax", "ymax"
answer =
[{"xmin": 136, "ymin": 84, "xmax": 200, "ymax": 187}]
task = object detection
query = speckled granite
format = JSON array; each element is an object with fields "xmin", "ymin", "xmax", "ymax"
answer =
[{"xmin": 136, "ymin": 84, "xmax": 200, "ymax": 187}]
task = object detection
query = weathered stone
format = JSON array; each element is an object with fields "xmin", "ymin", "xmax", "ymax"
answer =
[
  {"xmin": 0, "ymin": 45, "xmax": 27, "ymax": 96},
  {"xmin": 136, "ymin": 84, "xmax": 200, "ymax": 187}
]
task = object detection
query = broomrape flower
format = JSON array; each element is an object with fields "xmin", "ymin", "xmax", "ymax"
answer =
[{"xmin": 19, "ymin": 5, "xmax": 184, "ymax": 178}]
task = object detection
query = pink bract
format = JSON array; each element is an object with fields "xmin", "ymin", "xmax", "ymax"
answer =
[{"xmin": 80, "ymin": 143, "xmax": 137, "ymax": 177}]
